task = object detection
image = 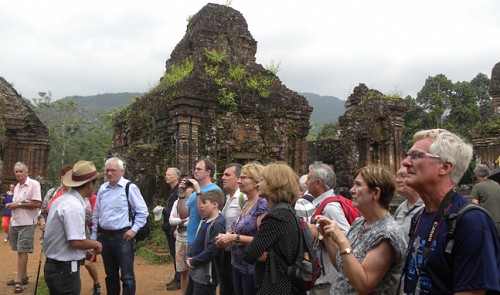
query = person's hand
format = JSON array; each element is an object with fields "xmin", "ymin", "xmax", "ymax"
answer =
[
  {"xmin": 123, "ymin": 229, "xmax": 136, "ymax": 242},
  {"xmin": 179, "ymin": 179, "xmax": 189, "ymax": 194},
  {"xmin": 39, "ymin": 221, "xmax": 46, "ymax": 232},
  {"xmin": 186, "ymin": 257, "xmax": 194, "ymax": 269},
  {"xmin": 215, "ymin": 233, "xmax": 235, "ymax": 248},
  {"xmin": 316, "ymin": 215, "xmax": 347, "ymax": 246},
  {"xmin": 188, "ymin": 179, "xmax": 201, "ymax": 193},
  {"xmin": 313, "ymin": 215, "xmax": 334, "ymax": 237},
  {"xmin": 86, "ymin": 249, "xmax": 95, "ymax": 259},
  {"xmin": 5, "ymin": 202, "xmax": 13, "ymax": 210},
  {"xmin": 95, "ymin": 241, "xmax": 103, "ymax": 255},
  {"xmin": 258, "ymin": 251, "xmax": 268, "ymax": 262}
]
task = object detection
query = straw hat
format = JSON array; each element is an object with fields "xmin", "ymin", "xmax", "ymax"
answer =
[{"xmin": 62, "ymin": 161, "xmax": 102, "ymax": 187}]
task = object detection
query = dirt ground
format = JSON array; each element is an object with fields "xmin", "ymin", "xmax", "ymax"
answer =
[{"xmin": 0, "ymin": 228, "xmax": 182, "ymax": 295}]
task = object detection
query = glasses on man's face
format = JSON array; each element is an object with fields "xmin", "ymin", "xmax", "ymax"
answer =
[
  {"xmin": 194, "ymin": 168, "xmax": 205, "ymax": 171},
  {"xmin": 405, "ymin": 150, "xmax": 441, "ymax": 160}
]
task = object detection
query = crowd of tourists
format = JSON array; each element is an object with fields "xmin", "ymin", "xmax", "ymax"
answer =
[{"xmin": 2, "ymin": 128, "xmax": 500, "ymax": 295}]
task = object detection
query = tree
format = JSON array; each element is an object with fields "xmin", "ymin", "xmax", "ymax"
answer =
[
  {"xmin": 316, "ymin": 122, "xmax": 339, "ymax": 140},
  {"xmin": 446, "ymin": 81, "xmax": 480, "ymax": 140},
  {"xmin": 31, "ymin": 92, "xmax": 113, "ymax": 185},
  {"xmin": 401, "ymin": 95, "xmax": 434, "ymax": 150},
  {"xmin": 416, "ymin": 74, "xmax": 454, "ymax": 128},
  {"xmin": 32, "ymin": 92, "xmax": 86, "ymax": 180},
  {"xmin": 470, "ymin": 73, "xmax": 492, "ymax": 124}
]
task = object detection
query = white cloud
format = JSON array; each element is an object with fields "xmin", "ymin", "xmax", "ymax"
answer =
[{"xmin": 0, "ymin": 0, "xmax": 499, "ymax": 100}]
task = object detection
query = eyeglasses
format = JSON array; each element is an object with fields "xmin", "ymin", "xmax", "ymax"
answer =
[
  {"xmin": 194, "ymin": 168, "xmax": 205, "ymax": 171},
  {"xmin": 239, "ymin": 175, "xmax": 253, "ymax": 181},
  {"xmin": 405, "ymin": 151, "xmax": 441, "ymax": 160},
  {"xmin": 396, "ymin": 173, "xmax": 407, "ymax": 179}
]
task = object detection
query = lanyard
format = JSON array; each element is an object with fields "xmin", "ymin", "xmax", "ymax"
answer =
[
  {"xmin": 397, "ymin": 189, "xmax": 456, "ymax": 294},
  {"xmin": 414, "ymin": 189, "xmax": 455, "ymax": 260}
]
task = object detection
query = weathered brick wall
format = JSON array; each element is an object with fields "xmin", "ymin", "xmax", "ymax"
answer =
[
  {"xmin": 308, "ymin": 84, "xmax": 407, "ymax": 188},
  {"xmin": 0, "ymin": 76, "xmax": 50, "ymax": 191},
  {"xmin": 111, "ymin": 4, "xmax": 312, "ymax": 202}
]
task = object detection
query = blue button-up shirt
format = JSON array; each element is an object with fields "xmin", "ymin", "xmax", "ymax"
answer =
[{"xmin": 91, "ymin": 177, "xmax": 148, "ymax": 240}]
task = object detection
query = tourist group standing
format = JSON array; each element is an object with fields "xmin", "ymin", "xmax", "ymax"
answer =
[{"xmin": 3, "ymin": 128, "xmax": 500, "ymax": 294}]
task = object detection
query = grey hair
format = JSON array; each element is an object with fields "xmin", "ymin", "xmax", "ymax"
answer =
[
  {"xmin": 14, "ymin": 162, "xmax": 29, "ymax": 172},
  {"xmin": 299, "ymin": 174, "xmax": 308, "ymax": 191},
  {"xmin": 167, "ymin": 167, "xmax": 181, "ymax": 180},
  {"xmin": 225, "ymin": 163, "xmax": 243, "ymax": 177},
  {"xmin": 414, "ymin": 129, "xmax": 473, "ymax": 184},
  {"xmin": 308, "ymin": 161, "xmax": 336, "ymax": 190},
  {"xmin": 105, "ymin": 157, "xmax": 125, "ymax": 170},
  {"xmin": 474, "ymin": 164, "xmax": 491, "ymax": 178}
]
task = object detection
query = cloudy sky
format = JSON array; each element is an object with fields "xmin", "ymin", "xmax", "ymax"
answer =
[{"xmin": 1, "ymin": 0, "xmax": 499, "ymax": 101}]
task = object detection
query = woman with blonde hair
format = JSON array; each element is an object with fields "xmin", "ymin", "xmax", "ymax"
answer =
[
  {"xmin": 215, "ymin": 162, "xmax": 269, "ymax": 295},
  {"xmin": 244, "ymin": 162, "xmax": 304, "ymax": 294},
  {"xmin": 315, "ymin": 165, "xmax": 406, "ymax": 295}
]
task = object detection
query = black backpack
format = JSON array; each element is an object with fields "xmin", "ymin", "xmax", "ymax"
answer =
[
  {"xmin": 125, "ymin": 182, "xmax": 151, "ymax": 242},
  {"xmin": 270, "ymin": 203, "xmax": 320, "ymax": 292},
  {"xmin": 398, "ymin": 201, "xmax": 496, "ymax": 294},
  {"xmin": 444, "ymin": 202, "xmax": 494, "ymax": 254}
]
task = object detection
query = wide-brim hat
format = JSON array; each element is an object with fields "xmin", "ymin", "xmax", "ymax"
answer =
[{"xmin": 62, "ymin": 161, "xmax": 103, "ymax": 187}]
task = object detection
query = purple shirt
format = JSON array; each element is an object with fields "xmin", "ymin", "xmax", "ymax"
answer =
[{"xmin": 231, "ymin": 197, "xmax": 269, "ymax": 274}]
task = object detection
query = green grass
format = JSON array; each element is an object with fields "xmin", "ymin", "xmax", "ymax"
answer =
[
  {"xmin": 134, "ymin": 220, "xmax": 171, "ymax": 264},
  {"xmin": 34, "ymin": 277, "xmax": 49, "ymax": 295}
]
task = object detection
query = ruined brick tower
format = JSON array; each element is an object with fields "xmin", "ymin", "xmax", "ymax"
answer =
[
  {"xmin": 112, "ymin": 3, "xmax": 312, "ymax": 200},
  {"xmin": 308, "ymin": 84, "xmax": 407, "ymax": 187},
  {"xmin": 0, "ymin": 77, "xmax": 50, "ymax": 191}
]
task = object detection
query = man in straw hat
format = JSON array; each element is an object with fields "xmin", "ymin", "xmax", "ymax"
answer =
[{"xmin": 43, "ymin": 161, "xmax": 103, "ymax": 295}]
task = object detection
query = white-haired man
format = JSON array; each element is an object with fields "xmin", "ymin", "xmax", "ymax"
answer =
[
  {"xmin": 402, "ymin": 129, "xmax": 500, "ymax": 294},
  {"xmin": 5, "ymin": 162, "xmax": 42, "ymax": 293},
  {"xmin": 91, "ymin": 157, "xmax": 148, "ymax": 295}
]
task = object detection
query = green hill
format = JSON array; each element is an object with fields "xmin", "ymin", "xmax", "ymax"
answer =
[
  {"xmin": 300, "ymin": 92, "xmax": 346, "ymax": 126},
  {"xmin": 62, "ymin": 92, "xmax": 345, "ymax": 128},
  {"xmin": 62, "ymin": 92, "xmax": 142, "ymax": 114}
]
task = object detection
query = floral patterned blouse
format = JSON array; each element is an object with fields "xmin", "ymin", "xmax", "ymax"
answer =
[
  {"xmin": 333, "ymin": 213, "xmax": 407, "ymax": 295},
  {"xmin": 231, "ymin": 197, "xmax": 269, "ymax": 274}
]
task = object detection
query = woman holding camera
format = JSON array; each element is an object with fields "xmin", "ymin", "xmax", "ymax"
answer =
[
  {"xmin": 215, "ymin": 162, "xmax": 268, "ymax": 295},
  {"xmin": 315, "ymin": 165, "xmax": 407, "ymax": 295}
]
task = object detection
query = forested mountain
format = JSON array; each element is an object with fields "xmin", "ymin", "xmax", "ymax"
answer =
[
  {"xmin": 61, "ymin": 91, "xmax": 344, "ymax": 127},
  {"xmin": 300, "ymin": 92, "xmax": 345, "ymax": 125},
  {"xmin": 61, "ymin": 92, "xmax": 142, "ymax": 118}
]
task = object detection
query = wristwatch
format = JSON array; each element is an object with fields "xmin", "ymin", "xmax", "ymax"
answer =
[
  {"xmin": 340, "ymin": 248, "xmax": 353, "ymax": 256},
  {"xmin": 18, "ymin": 202, "xmax": 22, "ymax": 207},
  {"xmin": 235, "ymin": 234, "xmax": 241, "ymax": 243}
]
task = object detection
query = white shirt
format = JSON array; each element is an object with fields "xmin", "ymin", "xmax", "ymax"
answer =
[
  {"xmin": 43, "ymin": 189, "xmax": 87, "ymax": 261},
  {"xmin": 221, "ymin": 188, "xmax": 246, "ymax": 233}
]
